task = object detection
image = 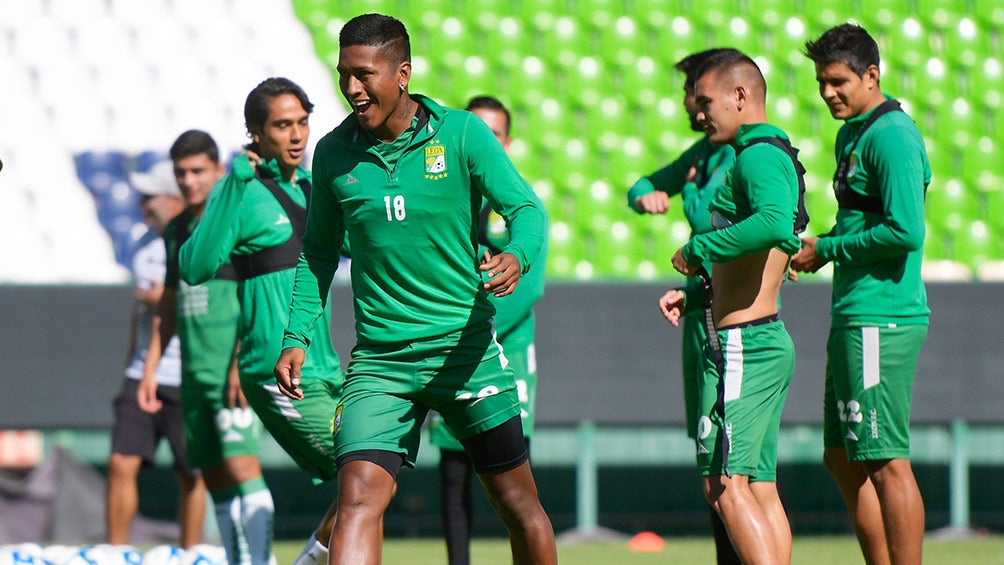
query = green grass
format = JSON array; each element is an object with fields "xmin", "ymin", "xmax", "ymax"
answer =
[{"xmin": 273, "ymin": 534, "xmax": 1004, "ymax": 564}]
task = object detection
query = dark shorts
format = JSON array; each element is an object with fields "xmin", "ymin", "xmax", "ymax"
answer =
[{"xmin": 111, "ymin": 378, "xmax": 195, "ymax": 476}]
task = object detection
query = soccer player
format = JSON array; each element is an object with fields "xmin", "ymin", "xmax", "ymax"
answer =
[
  {"xmin": 635, "ymin": 48, "xmax": 739, "ymax": 565},
  {"xmin": 273, "ymin": 13, "xmax": 556, "ymax": 564},
  {"xmin": 179, "ymin": 78, "xmax": 345, "ymax": 565},
  {"xmin": 138, "ymin": 130, "xmax": 269, "ymax": 565},
  {"xmin": 795, "ymin": 23, "xmax": 931, "ymax": 565},
  {"xmin": 106, "ymin": 160, "xmax": 204, "ymax": 548},
  {"xmin": 660, "ymin": 49, "xmax": 802, "ymax": 564},
  {"xmin": 426, "ymin": 95, "xmax": 548, "ymax": 565}
]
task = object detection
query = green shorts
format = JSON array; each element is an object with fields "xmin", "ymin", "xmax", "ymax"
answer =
[
  {"xmin": 697, "ymin": 319, "xmax": 794, "ymax": 482},
  {"xmin": 430, "ymin": 341, "xmax": 537, "ymax": 451},
  {"xmin": 340, "ymin": 328, "xmax": 520, "ymax": 468},
  {"xmin": 181, "ymin": 368, "xmax": 263, "ymax": 469},
  {"xmin": 680, "ymin": 310, "xmax": 707, "ymax": 439},
  {"xmin": 241, "ymin": 370, "xmax": 344, "ymax": 483},
  {"xmin": 823, "ymin": 324, "xmax": 927, "ymax": 461}
]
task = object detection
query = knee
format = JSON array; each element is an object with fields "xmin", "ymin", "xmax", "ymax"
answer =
[{"xmin": 336, "ymin": 463, "xmax": 396, "ymax": 516}]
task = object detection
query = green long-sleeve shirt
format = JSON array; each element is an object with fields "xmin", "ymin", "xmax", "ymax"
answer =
[
  {"xmin": 283, "ymin": 95, "xmax": 547, "ymax": 349},
  {"xmin": 179, "ymin": 155, "xmax": 341, "ymax": 382},
  {"xmin": 628, "ymin": 136, "xmax": 736, "ymax": 313},
  {"xmin": 682, "ymin": 123, "xmax": 801, "ymax": 267},
  {"xmin": 816, "ymin": 97, "xmax": 931, "ymax": 326}
]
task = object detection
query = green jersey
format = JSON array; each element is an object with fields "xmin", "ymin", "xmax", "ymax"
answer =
[
  {"xmin": 283, "ymin": 95, "xmax": 547, "ymax": 349},
  {"xmin": 165, "ymin": 209, "xmax": 240, "ymax": 378},
  {"xmin": 815, "ymin": 97, "xmax": 931, "ymax": 327},
  {"xmin": 682, "ymin": 123, "xmax": 802, "ymax": 267},
  {"xmin": 627, "ymin": 136, "xmax": 735, "ymax": 237},
  {"xmin": 179, "ymin": 155, "xmax": 341, "ymax": 383}
]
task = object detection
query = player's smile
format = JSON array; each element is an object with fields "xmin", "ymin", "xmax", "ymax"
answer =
[{"xmin": 338, "ymin": 43, "xmax": 412, "ymax": 142}]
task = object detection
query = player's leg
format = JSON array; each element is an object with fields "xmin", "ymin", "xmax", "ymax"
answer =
[
  {"xmin": 107, "ymin": 379, "xmax": 156, "ymax": 544},
  {"xmin": 438, "ymin": 448, "xmax": 474, "ymax": 565},
  {"xmin": 705, "ymin": 474, "xmax": 780, "ymax": 565},
  {"xmin": 159, "ymin": 383, "xmax": 205, "ymax": 548},
  {"xmin": 329, "ymin": 456, "xmax": 400, "ymax": 564},
  {"xmin": 864, "ymin": 458, "xmax": 924, "ymax": 565},
  {"xmin": 750, "ymin": 481, "xmax": 790, "ymax": 564},
  {"xmin": 466, "ymin": 417, "xmax": 556, "ymax": 565},
  {"xmin": 184, "ymin": 373, "xmax": 268, "ymax": 564},
  {"xmin": 106, "ymin": 452, "xmax": 142, "ymax": 544},
  {"xmin": 823, "ymin": 448, "xmax": 889, "ymax": 564},
  {"xmin": 683, "ymin": 314, "xmax": 741, "ymax": 565},
  {"xmin": 293, "ymin": 499, "xmax": 339, "ymax": 565}
]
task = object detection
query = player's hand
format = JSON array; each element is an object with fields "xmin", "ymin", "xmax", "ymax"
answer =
[
  {"xmin": 226, "ymin": 366, "xmax": 247, "ymax": 409},
  {"xmin": 671, "ymin": 247, "xmax": 697, "ymax": 277},
  {"xmin": 791, "ymin": 237, "xmax": 826, "ymax": 273},
  {"xmin": 274, "ymin": 347, "xmax": 306, "ymax": 401},
  {"xmin": 137, "ymin": 375, "xmax": 162, "ymax": 414},
  {"xmin": 634, "ymin": 192, "xmax": 670, "ymax": 215},
  {"xmin": 246, "ymin": 149, "xmax": 262, "ymax": 170},
  {"xmin": 658, "ymin": 289, "xmax": 686, "ymax": 327},
  {"xmin": 480, "ymin": 252, "xmax": 521, "ymax": 297}
]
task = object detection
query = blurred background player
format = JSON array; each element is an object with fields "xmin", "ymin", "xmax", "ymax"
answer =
[
  {"xmin": 179, "ymin": 78, "xmax": 345, "ymax": 565},
  {"xmin": 274, "ymin": 13, "xmax": 555, "ymax": 564},
  {"xmin": 138, "ymin": 129, "xmax": 269, "ymax": 565},
  {"xmin": 106, "ymin": 160, "xmax": 205, "ymax": 548},
  {"xmin": 630, "ymin": 48, "xmax": 739, "ymax": 565},
  {"xmin": 662, "ymin": 49, "xmax": 803, "ymax": 564},
  {"xmin": 427, "ymin": 95, "xmax": 548, "ymax": 565},
  {"xmin": 796, "ymin": 23, "xmax": 931, "ymax": 565}
]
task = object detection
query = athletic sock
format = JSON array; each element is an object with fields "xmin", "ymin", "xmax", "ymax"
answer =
[
  {"xmin": 211, "ymin": 488, "xmax": 251, "ymax": 565},
  {"xmin": 238, "ymin": 478, "xmax": 274, "ymax": 565},
  {"xmin": 292, "ymin": 535, "xmax": 328, "ymax": 565}
]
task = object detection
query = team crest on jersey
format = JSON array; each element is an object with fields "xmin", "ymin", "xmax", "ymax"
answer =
[
  {"xmin": 425, "ymin": 142, "xmax": 448, "ymax": 179},
  {"xmin": 847, "ymin": 154, "xmax": 859, "ymax": 177},
  {"xmin": 332, "ymin": 404, "xmax": 343, "ymax": 437}
]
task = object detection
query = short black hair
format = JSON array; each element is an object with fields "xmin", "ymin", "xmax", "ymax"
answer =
[
  {"xmin": 804, "ymin": 23, "xmax": 880, "ymax": 76},
  {"xmin": 675, "ymin": 48, "xmax": 733, "ymax": 88},
  {"xmin": 340, "ymin": 13, "xmax": 411, "ymax": 65},
  {"xmin": 169, "ymin": 129, "xmax": 219, "ymax": 164},
  {"xmin": 243, "ymin": 77, "xmax": 313, "ymax": 152},
  {"xmin": 465, "ymin": 95, "xmax": 511, "ymax": 135},
  {"xmin": 692, "ymin": 48, "xmax": 765, "ymax": 96}
]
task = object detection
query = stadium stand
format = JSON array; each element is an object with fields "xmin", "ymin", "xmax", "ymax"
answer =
[
  {"xmin": 0, "ymin": 0, "xmax": 344, "ymax": 282},
  {"xmin": 1, "ymin": 0, "xmax": 1001, "ymax": 283}
]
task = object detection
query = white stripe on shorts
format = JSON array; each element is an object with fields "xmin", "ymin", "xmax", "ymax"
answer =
[
  {"xmin": 723, "ymin": 328, "xmax": 744, "ymax": 402},
  {"xmin": 862, "ymin": 326, "xmax": 881, "ymax": 390},
  {"xmin": 262, "ymin": 383, "xmax": 302, "ymax": 419}
]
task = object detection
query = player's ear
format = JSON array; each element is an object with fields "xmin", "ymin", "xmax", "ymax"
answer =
[
  {"xmin": 734, "ymin": 84, "xmax": 748, "ymax": 111},
  {"xmin": 397, "ymin": 60, "xmax": 412, "ymax": 91},
  {"xmin": 863, "ymin": 64, "xmax": 880, "ymax": 90}
]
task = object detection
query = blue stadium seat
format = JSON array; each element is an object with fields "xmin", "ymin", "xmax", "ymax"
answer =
[{"xmin": 74, "ymin": 151, "xmax": 129, "ymax": 195}]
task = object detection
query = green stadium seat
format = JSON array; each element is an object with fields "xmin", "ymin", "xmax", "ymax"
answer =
[
  {"xmin": 544, "ymin": 15, "xmax": 588, "ymax": 70},
  {"xmin": 546, "ymin": 219, "xmax": 582, "ymax": 279},
  {"xmin": 973, "ymin": 0, "xmax": 1004, "ymax": 27},
  {"xmin": 939, "ymin": 16, "xmax": 984, "ymax": 71},
  {"xmin": 956, "ymin": 220, "xmax": 1003, "ymax": 270},
  {"xmin": 961, "ymin": 137, "xmax": 1001, "ymax": 194},
  {"xmin": 592, "ymin": 220, "xmax": 642, "ymax": 279},
  {"xmin": 582, "ymin": 95, "xmax": 632, "ymax": 137},
  {"xmin": 882, "ymin": 17, "xmax": 933, "ymax": 70},
  {"xmin": 425, "ymin": 16, "xmax": 471, "ymax": 69},
  {"xmin": 982, "ymin": 189, "xmax": 1004, "ymax": 232},
  {"xmin": 651, "ymin": 16, "xmax": 707, "ymax": 65},
  {"xmin": 922, "ymin": 222, "xmax": 950, "ymax": 261},
  {"xmin": 619, "ymin": 56, "xmax": 674, "ymax": 109},
  {"xmin": 968, "ymin": 57, "xmax": 1003, "ymax": 112},
  {"xmin": 597, "ymin": 14, "xmax": 648, "ymax": 67},
  {"xmin": 926, "ymin": 178, "xmax": 978, "ymax": 233},
  {"xmin": 566, "ymin": 56, "xmax": 614, "ymax": 108},
  {"xmin": 484, "ymin": 16, "xmax": 533, "ymax": 72},
  {"xmin": 932, "ymin": 97, "xmax": 985, "ymax": 150}
]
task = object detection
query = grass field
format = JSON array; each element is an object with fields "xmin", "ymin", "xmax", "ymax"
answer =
[{"xmin": 272, "ymin": 534, "xmax": 1004, "ymax": 564}]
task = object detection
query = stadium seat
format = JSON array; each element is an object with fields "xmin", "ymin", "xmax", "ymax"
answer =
[
  {"xmin": 956, "ymin": 220, "xmax": 1002, "ymax": 271},
  {"xmin": 619, "ymin": 56, "xmax": 673, "ymax": 109},
  {"xmin": 651, "ymin": 16, "xmax": 706, "ymax": 65},
  {"xmin": 597, "ymin": 14, "xmax": 648, "ymax": 68},
  {"xmin": 982, "ymin": 189, "xmax": 1004, "ymax": 232},
  {"xmin": 484, "ymin": 16, "xmax": 532, "ymax": 71},
  {"xmin": 882, "ymin": 17, "xmax": 932, "ymax": 70},
  {"xmin": 925, "ymin": 178, "xmax": 978, "ymax": 233}
]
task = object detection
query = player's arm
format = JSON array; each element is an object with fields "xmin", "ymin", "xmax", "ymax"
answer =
[
  {"xmin": 489, "ymin": 237, "xmax": 547, "ymax": 336},
  {"xmin": 465, "ymin": 114, "xmax": 546, "ymax": 281},
  {"xmin": 179, "ymin": 161, "xmax": 251, "ymax": 285},
  {"xmin": 627, "ymin": 140, "xmax": 702, "ymax": 213},
  {"xmin": 277, "ymin": 141, "xmax": 345, "ymax": 399},
  {"xmin": 682, "ymin": 147, "xmax": 798, "ymax": 267},
  {"xmin": 814, "ymin": 126, "xmax": 926, "ymax": 266}
]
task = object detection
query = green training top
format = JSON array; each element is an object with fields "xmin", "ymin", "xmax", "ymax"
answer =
[
  {"xmin": 283, "ymin": 94, "xmax": 547, "ymax": 349},
  {"xmin": 816, "ymin": 96, "xmax": 931, "ymax": 327},
  {"xmin": 165, "ymin": 210, "xmax": 240, "ymax": 378},
  {"xmin": 682, "ymin": 123, "xmax": 801, "ymax": 267},
  {"xmin": 179, "ymin": 154, "xmax": 341, "ymax": 383},
  {"xmin": 628, "ymin": 136, "xmax": 736, "ymax": 311}
]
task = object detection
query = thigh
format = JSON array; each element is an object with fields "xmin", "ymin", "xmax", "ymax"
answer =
[
  {"xmin": 336, "ymin": 356, "xmax": 427, "ymax": 468},
  {"xmin": 681, "ymin": 313, "xmax": 706, "ymax": 440},
  {"xmin": 155, "ymin": 385, "xmax": 198, "ymax": 477},
  {"xmin": 182, "ymin": 370, "xmax": 262, "ymax": 469},
  {"xmin": 828, "ymin": 325, "xmax": 927, "ymax": 461},
  {"xmin": 432, "ymin": 355, "xmax": 521, "ymax": 444},
  {"xmin": 111, "ymin": 379, "xmax": 158, "ymax": 465},
  {"xmin": 243, "ymin": 373, "xmax": 341, "ymax": 482},
  {"xmin": 697, "ymin": 322, "xmax": 794, "ymax": 479}
]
